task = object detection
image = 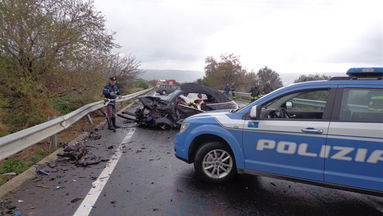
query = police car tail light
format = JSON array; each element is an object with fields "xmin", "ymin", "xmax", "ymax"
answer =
[{"xmin": 346, "ymin": 67, "xmax": 383, "ymax": 79}]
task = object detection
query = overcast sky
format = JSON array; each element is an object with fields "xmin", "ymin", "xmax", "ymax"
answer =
[{"xmin": 94, "ymin": 0, "xmax": 382, "ymax": 74}]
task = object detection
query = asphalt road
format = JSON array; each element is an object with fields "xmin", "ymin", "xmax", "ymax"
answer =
[{"xmin": 1, "ymin": 102, "xmax": 383, "ymax": 216}]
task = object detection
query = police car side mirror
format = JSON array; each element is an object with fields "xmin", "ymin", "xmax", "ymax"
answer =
[{"xmin": 250, "ymin": 105, "xmax": 258, "ymax": 119}]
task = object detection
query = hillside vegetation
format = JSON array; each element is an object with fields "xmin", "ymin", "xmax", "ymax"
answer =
[{"xmin": 0, "ymin": 0, "xmax": 144, "ymax": 136}]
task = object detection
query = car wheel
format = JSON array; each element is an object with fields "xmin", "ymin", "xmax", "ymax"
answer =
[
  {"xmin": 194, "ymin": 142, "xmax": 237, "ymax": 183},
  {"xmin": 161, "ymin": 90, "xmax": 167, "ymax": 95}
]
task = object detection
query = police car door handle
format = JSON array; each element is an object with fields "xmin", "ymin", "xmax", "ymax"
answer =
[{"xmin": 301, "ymin": 128, "xmax": 323, "ymax": 134}]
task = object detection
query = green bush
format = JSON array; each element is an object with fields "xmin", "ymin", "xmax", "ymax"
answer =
[
  {"xmin": 52, "ymin": 95, "xmax": 81, "ymax": 114},
  {"xmin": 0, "ymin": 158, "xmax": 28, "ymax": 174},
  {"xmin": 28, "ymin": 149, "xmax": 48, "ymax": 165},
  {"xmin": 0, "ymin": 178, "xmax": 6, "ymax": 186}
]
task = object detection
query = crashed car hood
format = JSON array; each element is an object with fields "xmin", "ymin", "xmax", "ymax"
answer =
[
  {"xmin": 138, "ymin": 96, "xmax": 167, "ymax": 107},
  {"xmin": 180, "ymin": 83, "xmax": 231, "ymax": 103}
]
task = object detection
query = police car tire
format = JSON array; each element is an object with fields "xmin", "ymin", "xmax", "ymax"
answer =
[
  {"xmin": 161, "ymin": 90, "xmax": 167, "ymax": 95},
  {"xmin": 194, "ymin": 142, "xmax": 237, "ymax": 183}
]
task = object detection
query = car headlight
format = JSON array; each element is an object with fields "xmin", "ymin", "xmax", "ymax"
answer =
[{"xmin": 180, "ymin": 122, "xmax": 190, "ymax": 133}]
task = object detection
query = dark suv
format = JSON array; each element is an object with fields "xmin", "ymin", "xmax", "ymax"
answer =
[{"xmin": 156, "ymin": 84, "xmax": 178, "ymax": 95}]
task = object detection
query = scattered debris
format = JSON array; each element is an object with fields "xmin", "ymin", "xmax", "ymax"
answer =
[
  {"xmin": 70, "ymin": 198, "xmax": 82, "ymax": 203},
  {"xmin": 58, "ymin": 142, "xmax": 88, "ymax": 161},
  {"xmin": 270, "ymin": 182, "xmax": 276, "ymax": 187},
  {"xmin": 152, "ymin": 208, "xmax": 159, "ymax": 211},
  {"xmin": 14, "ymin": 210, "xmax": 23, "ymax": 216},
  {"xmin": 17, "ymin": 200, "xmax": 23, "ymax": 203},
  {"xmin": 110, "ymin": 201, "xmax": 116, "ymax": 204},
  {"xmin": 47, "ymin": 162, "xmax": 57, "ymax": 168},
  {"xmin": 35, "ymin": 184, "xmax": 50, "ymax": 189},
  {"xmin": 0, "ymin": 199, "xmax": 16, "ymax": 215},
  {"xmin": 1, "ymin": 172, "xmax": 17, "ymax": 176},
  {"xmin": 88, "ymin": 131, "xmax": 102, "ymax": 140},
  {"xmin": 57, "ymin": 142, "xmax": 107, "ymax": 167},
  {"xmin": 92, "ymin": 180, "xmax": 100, "ymax": 188},
  {"xmin": 55, "ymin": 186, "xmax": 64, "ymax": 190},
  {"xmin": 107, "ymin": 146, "xmax": 114, "ymax": 150},
  {"xmin": 36, "ymin": 169, "xmax": 49, "ymax": 176}
]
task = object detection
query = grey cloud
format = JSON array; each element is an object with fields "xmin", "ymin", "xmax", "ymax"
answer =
[
  {"xmin": 99, "ymin": 0, "xmax": 231, "ymax": 63},
  {"xmin": 325, "ymin": 22, "xmax": 383, "ymax": 64}
]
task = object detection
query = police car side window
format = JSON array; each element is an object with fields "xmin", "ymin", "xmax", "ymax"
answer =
[
  {"xmin": 260, "ymin": 89, "xmax": 330, "ymax": 120},
  {"xmin": 339, "ymin": 88, "xmax": 383, "ymax": 123}
]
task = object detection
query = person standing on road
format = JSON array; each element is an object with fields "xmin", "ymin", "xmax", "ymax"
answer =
[
  {"xmin": 224, "ymin": 83, "xmax": 231, "ymax": 97},
  {"xmin": 103, "ymin": 77, "xmax": 121, "ymax": 131},
  {"xmin": 263, "ymin": 81, "xmax": 272, "ymax": 95},
  {"xmin": 250, "ymin": 85, "xmax": 259, "ymax": 102},
  {"xmin": 231, "ymin": 83, "xmax": 236, "ymax": 97}
]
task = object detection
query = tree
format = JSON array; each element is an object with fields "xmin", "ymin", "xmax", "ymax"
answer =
[
  {"xmin": 202, "ymin": 54, "xmax": 248, "ymax": 90},
  {"xmin": 0, "ymin": 0, "xmax": 117, "ymax": 78},
  {"xmin": 0, "ymin": 0, "xmax": 132, "ymax": 132},
  {"xmin": 294, "ymin": 74, "xmax": 331, "ymax": 83},
  {"xmin": 104, "ymin": 54, "xmax": 142, "ymax": 81},
  {"xmin": 257, "ymin": 66, "xmax": 283, "ymax": 94}
]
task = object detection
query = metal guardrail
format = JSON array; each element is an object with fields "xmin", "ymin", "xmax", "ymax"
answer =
[
  {"xmin": 291, "ymin": 98, "xmax": 326, "ymax": 108},
  {"xmin": 0, "ymin": 88, "xmax": 153, "ymax": 161},
  {"xmin": 230, "ymin": 91, "xmax": 327, "ymax": 108},
  {"xmin": 219, "ymin": 90, "xmax": 251, "ymax": 98}
]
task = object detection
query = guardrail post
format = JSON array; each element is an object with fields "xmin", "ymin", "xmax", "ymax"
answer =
[
  {"xmin": 99, "ymin": 109, "xmax": 106, "ymax": 117},
  {"xmin": 48, "ymin": 116, "xmax": 58, "ymax": 151},
  {"xmin": 86, "ymin": 114, "xmax": 94, "ymax": 125}
]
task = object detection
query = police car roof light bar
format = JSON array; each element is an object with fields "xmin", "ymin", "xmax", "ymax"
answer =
[{"xmin": 346, "ymin": 67, "xmax": 383, "ymax": 79}]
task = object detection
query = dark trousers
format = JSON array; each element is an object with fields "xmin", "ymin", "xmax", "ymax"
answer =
[{"xmin": 105, "ymin": 105, "xmax": 116, "ymax": 119}]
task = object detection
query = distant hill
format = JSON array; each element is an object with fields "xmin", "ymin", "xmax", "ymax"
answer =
[
  {"xmin": 139, "ymin": 69, "xmax": 344, "ymax": 86},
  {"xmin": 139, "ymin": 69, "xmax": 204, "ymax": 83}
]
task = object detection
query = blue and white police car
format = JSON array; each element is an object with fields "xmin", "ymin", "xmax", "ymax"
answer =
[{"xmin": 174, "ymin": 68, "xmax": 383, "ymax": 195}]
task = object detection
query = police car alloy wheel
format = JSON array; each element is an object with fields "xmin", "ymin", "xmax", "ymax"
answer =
[
  {"xmin": 194, "ymin": 142, "xmax": 237, "ymax": 183},
  {"xmin": 162, "ymin": 90, "xmax": 167, "ymax": 95}
]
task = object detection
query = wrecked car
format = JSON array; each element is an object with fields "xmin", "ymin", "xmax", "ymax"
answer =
[{"xmin": 119, "ymin": 83, "xmax": 238, "ymax": 129}]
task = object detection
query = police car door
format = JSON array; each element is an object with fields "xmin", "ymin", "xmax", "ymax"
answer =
[
  {"xmin": 243, "ymin": 88, "xmax": 335, "ymax": 181},
  {"xmin": 325, "ymin": 86, "xmax": 383, "ymax": 192}
]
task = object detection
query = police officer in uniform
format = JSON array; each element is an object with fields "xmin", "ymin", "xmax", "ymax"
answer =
[
  {"xmin": 103, "ymin": 77, "xmax": 121, "ymax": 131},
  {"xmin": 250, "ymin": 85, "xmax": 259, "ymax": 102}
]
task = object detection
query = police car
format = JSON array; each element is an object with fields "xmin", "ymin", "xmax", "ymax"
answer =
[{"xmin": 174, "ymin": 68, "xmax": 383, "ymax": 195}]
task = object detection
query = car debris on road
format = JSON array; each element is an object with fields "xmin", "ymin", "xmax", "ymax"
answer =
[{"xmin": 119, "ymin": 83, "xmax": 238, "ymax": 130}]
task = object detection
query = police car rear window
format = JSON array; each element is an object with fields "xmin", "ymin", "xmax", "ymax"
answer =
[{"xmin": 340, "ymin": 88, "xmax": 383, "ymax": 123}]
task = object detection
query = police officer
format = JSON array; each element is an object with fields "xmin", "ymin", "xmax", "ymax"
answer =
[
  {"xmin": 223, "ymin": 83, "xmax": 231, "ymax": 97},
  {"xmin": 103, "ymin": 77, "xmax": 121, "ymax": 131},
  {"xmin": 250, "ymin": 85, "xmax": 259, "ymax": 102}
]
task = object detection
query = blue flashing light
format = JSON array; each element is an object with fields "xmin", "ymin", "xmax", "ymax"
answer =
[{"xmin": 347, "ymin": 67, "xmax": 383, "ymax": 77}]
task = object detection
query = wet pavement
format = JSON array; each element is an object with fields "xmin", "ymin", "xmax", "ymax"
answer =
[{"xmin": 1, "ymin": 102, "xmax": 383, "ymax": 216}]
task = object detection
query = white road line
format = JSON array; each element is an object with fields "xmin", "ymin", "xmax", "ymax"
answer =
[{"xmin": 73, "ymin": 129, "xmax": 136, "ymax": 216}]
